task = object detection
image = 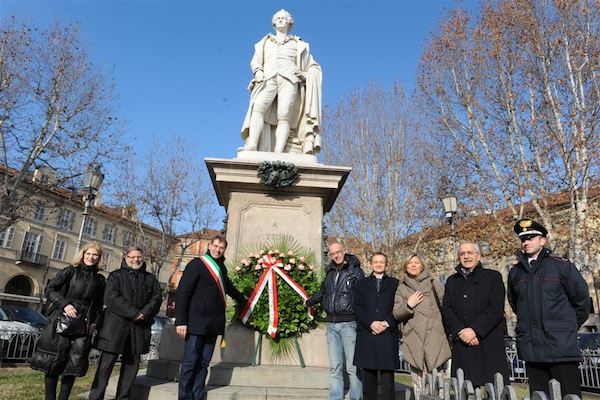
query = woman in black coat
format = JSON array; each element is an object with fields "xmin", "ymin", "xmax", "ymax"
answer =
[
  {"xmin": 30, "ymin": 241, "xmax": 105, "ymax": 400},
  {"xmin": 353, "ymin": 252, "xmax": 400, "ymax": 400}
]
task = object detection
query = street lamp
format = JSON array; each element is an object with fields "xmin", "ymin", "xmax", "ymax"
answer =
[
  {"xmin": 76, "ymin": 164, "xmax": 105, "ymax": 253},
  {"xmin": 441, "ymin": 194, "xmax": 458, "ymax": 268}
]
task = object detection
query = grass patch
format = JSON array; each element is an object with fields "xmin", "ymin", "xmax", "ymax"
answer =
[{"xmin": 0, "ymin": 364, "xmax": 120, "ymax": 400}]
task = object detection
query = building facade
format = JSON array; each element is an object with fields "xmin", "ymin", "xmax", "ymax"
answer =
[{"xmin": 0, "ymin": 168, "xmax": 171, "ymax": 312}]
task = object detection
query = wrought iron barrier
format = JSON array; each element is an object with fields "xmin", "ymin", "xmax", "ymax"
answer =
[{"xmin": 418, "ymin": 368, "xmax": 581, "ymax": 400}]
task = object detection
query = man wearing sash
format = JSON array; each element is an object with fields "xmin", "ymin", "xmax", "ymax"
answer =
[{"xmin": 175, "ymin": 235, "xmax": 246, "ymax": 400}]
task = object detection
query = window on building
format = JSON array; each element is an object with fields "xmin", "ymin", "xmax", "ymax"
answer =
[
  {"xmin": 57, "ymin": 208, "xmax": 75, "ymax": 231},
  {"xmin": 155, "ymin": 241, "xmax": 165, "ymax": 255},
  {"xmin": 33, "ymin": 203, "xmax": 46, "ymax": 222},
  {"xmin": 83, "ymin": 218, "xmax": 98, "ymax": 238},
  {"xmin": 141, "ymin": 237, "xmax": 152, "ymax": 252},
  {"xmin": 102, "ymin": 224, "xmax": 117, "ymax": 244},
  {"xmin": 22, "ymin": 231, "xmax": 44, "ymax": 256},
  {"xmin": 0, "ymin": 226, "xmax": 15, "ymax": 248},
  {"xmin": 52, "ymin": 237, "xmax": 68, "ymax": 261},
  {"xmin": 104, "ymin": 251, "xmax": 112, "ymax": 272},
  {"xmin": 122, "ymin": 231, "xmax": 133, "ymax": 247}
]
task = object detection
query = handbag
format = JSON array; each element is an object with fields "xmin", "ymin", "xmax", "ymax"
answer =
[
  {"xmin": 55, "ymin": 311, "xmax": 88, "ymax": 338},
  {"xmin": 431, "ymin": 280, "xmax": 453, "ymax": 350}
]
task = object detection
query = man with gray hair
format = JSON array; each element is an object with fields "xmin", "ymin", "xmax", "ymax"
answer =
[
  {"xmin": 441, "ymin": 242, "xmax": 509, "ymax": 387},
  {"xmin": 88, "ymin": 247, "xmax": 162, "ymax": 400}
]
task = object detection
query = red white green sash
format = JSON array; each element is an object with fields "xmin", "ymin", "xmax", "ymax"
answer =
[{"xmin": 200, "ymin": 255, "xmax": 226, "ymax": 305}]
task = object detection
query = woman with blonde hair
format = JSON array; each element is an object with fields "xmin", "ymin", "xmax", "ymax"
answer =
[
  {"xmin": 31, "ymin": 241, "xmax": 106, "ymax": 400},
  {"xmin": 393, "ymin": 254, "xmax": 451, "ymax": 399}
]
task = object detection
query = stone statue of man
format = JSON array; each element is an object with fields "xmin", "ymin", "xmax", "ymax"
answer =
[{"xmin": 240, "ymin": 9, "xmax": 322, "ymax": 155}]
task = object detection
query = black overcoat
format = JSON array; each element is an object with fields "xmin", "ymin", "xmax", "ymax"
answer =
[
  {"xmin": 94, "ymin": 260, "xmax": 162, "ymax": 354},
  {"xmin": 441, "ymin": 264, "xmax": 509, "ymax": 386},
  {"xmin": 175, "ymin": 254, "xmax": 245, "ymax": 336},
  {"xmin": 30, "ymin": 264, "xmax": 105, "ymax": 376},
  {"xmin": 353, "ymin": 274, "xmax": 400, "ymax": 371}
]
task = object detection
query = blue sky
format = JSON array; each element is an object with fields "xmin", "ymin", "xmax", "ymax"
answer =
[{"xmin": 1, "ymin": 0, "xmax": 477, "ymax": 167}]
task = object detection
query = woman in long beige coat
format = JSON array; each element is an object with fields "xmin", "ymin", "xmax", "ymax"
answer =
[{"xmin": 393, "ymin": 254, "xmax": 451, "ymax": 399}]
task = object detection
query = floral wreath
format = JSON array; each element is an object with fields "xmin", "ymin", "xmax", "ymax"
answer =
[{"xmin": 230, "ymin": 236, "xmax": 322, "ymax": 341}]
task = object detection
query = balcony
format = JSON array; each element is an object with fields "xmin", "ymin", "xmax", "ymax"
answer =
[{"xmin": 16, "ymin": 250, "xmax": 49, "ymax": 266}]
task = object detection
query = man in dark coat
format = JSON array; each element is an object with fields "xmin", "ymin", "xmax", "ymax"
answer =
[
  {"xmin": 508, "ymin": 219, "xmax": 590, "ymax": 397},
  {"xmin": 306, "ymin": 242, "xmax": 365, "ymax": 400},
  {"xmin": 175, "ymin": 235, "xmax": 247, "ymax": 400},
  {"xmin": 88, "ymin": 247, "xmax": 162, "ymax": 400},
  {"xmin": 442, "ymin": 242, "xmax": 509, "ymax": 387}
]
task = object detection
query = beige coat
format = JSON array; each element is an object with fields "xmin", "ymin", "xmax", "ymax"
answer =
[{"xmin": 393, "ymin": 270, "xmax": 451, "ymax": 372}]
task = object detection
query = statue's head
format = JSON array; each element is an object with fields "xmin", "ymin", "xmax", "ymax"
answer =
[{"xmin": 272, "ymin": 9, "xmax": 294, "ymax": 32}]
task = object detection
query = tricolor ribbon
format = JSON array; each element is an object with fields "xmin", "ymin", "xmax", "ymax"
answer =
[
  {"xmin": 199, "ymin": 255, "xmax": 226, "ymax": 305},
  {"xmin": 240, "ymin": 254, "xmax": 314, "ymax": 338}
]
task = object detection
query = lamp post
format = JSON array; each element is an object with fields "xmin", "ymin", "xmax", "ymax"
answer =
[
  {"xmin": 76, "ymin": 164, "xmax": 105, "ymax": 254},
  {"xmin": 441, "ymin": 194, "xmax": 458, "ymax": 269}
]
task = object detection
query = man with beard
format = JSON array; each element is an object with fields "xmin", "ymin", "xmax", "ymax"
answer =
[{"xmin": 88, "ymin": 247, "xmax": 162, "ymax": 400}]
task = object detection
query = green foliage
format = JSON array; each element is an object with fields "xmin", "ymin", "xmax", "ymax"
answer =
[{"xmin": 230, "ymin": 236, "xmax": 323, "ymax": 341}]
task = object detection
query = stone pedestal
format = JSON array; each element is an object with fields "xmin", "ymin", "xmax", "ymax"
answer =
[{"xmin": 205, "ymin": 156, "xmax": 351, "ymax": 263}]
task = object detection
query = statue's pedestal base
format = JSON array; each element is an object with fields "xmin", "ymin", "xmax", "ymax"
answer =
[
  {"xmin": 149, "ymin": 323, "xmax": 329, "ymax": 383},
  {"xmin": 205, "ymin": 156, "xmax": 351, "ymax": 262}
]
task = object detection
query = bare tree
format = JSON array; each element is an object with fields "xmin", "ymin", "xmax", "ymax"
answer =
[
  {"xmin": 0, "ymin": 17, "xmax": 124, "ymax": 230},
  {"xmin": 321, "ymin": 81, "xmax": 441, "ymax": 275},
  {"xmin": 416, "ymin": 0, "xmax": 600, "ymax": 263},
  {"xmin": 112, "ymin": 134, "xmax": 219, "ymax": 280}
]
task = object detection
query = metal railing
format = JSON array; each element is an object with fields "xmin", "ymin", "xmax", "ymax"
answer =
[
  {"xmin": 0, "ymin": 327, "xmax": 160, "ymax": 366},
  {"xmin": 0, "ymin": 328, "xmax": 41, "ymax": 364},
  {"xmin": 17, "ymin": 250, "xmax": 49, "ymax": 266},
  {"xmin": 418, "ymin": 368, "xmax": 575, "ymax": 400},
  {"xmin": 3, "ymin": 327, "xmax": 600, "ymax": 391},
  {"xmin": 398, "ymin": 341, "xmax": 600, "ymax": 390}
]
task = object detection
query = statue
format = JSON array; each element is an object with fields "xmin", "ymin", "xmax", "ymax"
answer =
[{"xmin": 240, "ymin": 9, "xmax": 322, "ymax": 155}]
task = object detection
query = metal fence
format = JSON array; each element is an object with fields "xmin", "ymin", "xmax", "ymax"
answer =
[
  {"xmin": 3, "ymin": 327, "xmax": 600, "ymax": 391},
  {"xmin": 0, "ymin": 327, "xmax": 160, "ymax": 366},
  {"xmin": 0, "ymin": 328, "xmax": 40, "ymax": 364},
  {"xmin": 398, "ymin": 340, "xmax": 600, "ymax": 390},
  {"xmin": 418, "ymin": 368, "xmax": 573, "ymax": 400}
]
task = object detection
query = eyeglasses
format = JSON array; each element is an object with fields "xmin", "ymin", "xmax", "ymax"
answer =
[{"xmin": 127, "ymin": 255, "xmax": 143, "ymax": 259}]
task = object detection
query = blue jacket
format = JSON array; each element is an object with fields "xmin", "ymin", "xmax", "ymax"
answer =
[
  {"xmin": 306, "ymin": 254, "xmax": 364, "ymax": 322},
  {"xmin": 508, "ymin": 247, "xmax": 590, "ymax": 362}
]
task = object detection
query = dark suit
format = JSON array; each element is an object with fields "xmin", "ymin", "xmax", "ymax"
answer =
[
  {"xmin": 442, "ymin": 263, "xmax": 509, "ymax": 386},
  {"xmin": 353, "ymin": 274, "xmax": 400, "ymax": 400},
  {"xmin": 175, "ymin": 254, "xmax": 245, "ymax": 400}
]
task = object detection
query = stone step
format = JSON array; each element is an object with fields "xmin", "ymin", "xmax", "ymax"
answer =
[
  {"xmin": 210, "ymin": 364, "xmax": 331, "ymax": 388},
  {"xmin": 88, "ymin": 365, "xmax": 412, "ymax": 400},
  {"xmin": 109, "ymin": 381, "xmax": 409, "ymax": 400},
  {"xmin": 147, "ymin": 362, "xmax": 331, "ymax": 389}
]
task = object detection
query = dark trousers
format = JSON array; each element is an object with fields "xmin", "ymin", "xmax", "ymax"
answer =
[
  {"xmin": 178, "ymin": 334, "xmax": 217, "ymax": 400},
  {"xmin": 362, "ymin": 369, "xmax": 395, "ymax": 400},
  {"xmin": 526, "ymin": 361, "xmax": 581, "ymax": 398},
  {"xmin": 88, "ymin": 350, "xmax": 141, "ymax": 400},
  {"xmin": 44, "ymin": 374, "xmax": 75, "ymax": 400}
]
